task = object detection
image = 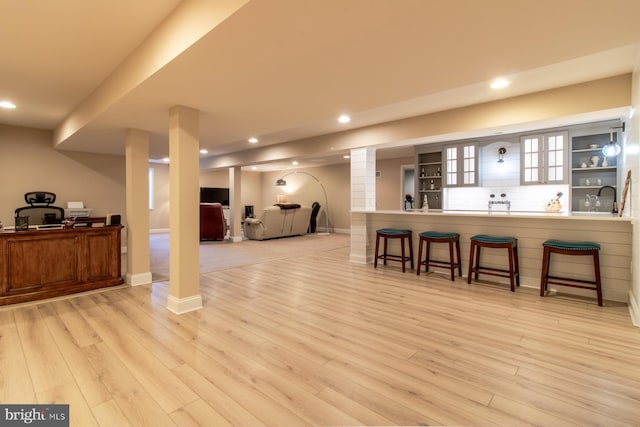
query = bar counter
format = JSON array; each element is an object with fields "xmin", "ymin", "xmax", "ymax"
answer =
[
  {"xmin": 0, "ymin": 226, "xmax": 124, "ymax": 305},
  {"xmin": 350, "ymin": 209, "xmax": 631, "ymax": 302}
]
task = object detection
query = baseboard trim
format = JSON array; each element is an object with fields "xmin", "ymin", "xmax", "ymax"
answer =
[
  {"xmin": 150, "ymin": 228, "xmax": 170, "ymax": 234},
  {"xmin": 229, "ymin": 235, "xmax": 243, "ymax": 242},
  {"xmin": 349, "ymin": 254, "xmax": 370, "ymax": 264},
  {"xmin": 629, "ymin": 290, "xmax": 639, "ymax": 327},
  {"xmin": 166, "ymin": 294, "xmax": 203, "ymax": 315},
  {"xmin": 126, "ymin": 272, "xmax": 152, "ymax": 286}
]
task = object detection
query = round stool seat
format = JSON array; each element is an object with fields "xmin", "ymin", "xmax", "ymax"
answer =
[
  {"xmin": 377, "ymin": 228, "xmax": 411, "ymax": 235},
  {"xmin": 543, "ymin": 240, "xmax": 600, "ymax": 251},
  {"xmin": 471, "ymin": 234, "xmax": 516, "ymax": 244},
  {"xmin": 419, "ymin": 231, "xmax": 459, "ymax": 240}
]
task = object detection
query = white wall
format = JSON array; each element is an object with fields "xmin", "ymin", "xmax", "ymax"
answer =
[{"xmin": 628, "ymin": 59, "xmax": 640, "ymax": 326}]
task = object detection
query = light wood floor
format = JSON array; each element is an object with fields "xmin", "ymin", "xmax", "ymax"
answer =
[{"xmin": 2, "ymin": 245, "xmax": 640, "ymax": 426}]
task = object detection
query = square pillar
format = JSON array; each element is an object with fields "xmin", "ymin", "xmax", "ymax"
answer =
[
  {"xmin": 125, "ymin": 129, "xmax": 152, "ymax": 286},
  {"xmin": 350, "ymin": 147, "xmax": 376, "ymax": 264},
  {"xmin": 229, "ymin": 166, "xmax": 243, "ymax": 242},
  {"xmin": 167, "ymin": 105, "xmax": 202, "ymax": 314}
]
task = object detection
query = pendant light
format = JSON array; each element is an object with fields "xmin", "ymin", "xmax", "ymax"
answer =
[{"xmin": 602, "ymin": 122, "xmax": 625, "ymax": 157}]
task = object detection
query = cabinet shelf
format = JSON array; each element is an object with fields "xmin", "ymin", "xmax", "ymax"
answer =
[
  {"xmin": 572, "ymin": 148, "xmax": 605, "ymax": 153},
  {"xmin": 418, "ymin": 175, "xmax": 442, "ymax": 179},
  {"xmin": 572, "ymin": 185, "xmax": 616, "ymax": 190},
  {"xmin": 418, "ymin": 161, "xmax": 442, "ymax": 166},
  {"xmin": 571, "ymin": 167, "xmax": 616, "ymax": 172}
]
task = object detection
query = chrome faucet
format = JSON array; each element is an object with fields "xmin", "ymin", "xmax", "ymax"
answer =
[
  {"xmin": 488, "ymin": 193, "xmax": 511, "ymax": 210},
  {"xmin": 597, "ymin": 185, "xmax": 618, "ymax": 213}
]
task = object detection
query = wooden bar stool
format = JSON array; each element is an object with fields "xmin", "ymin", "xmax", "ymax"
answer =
[
  {"xmin": 374, "ymin": 228, "xmax": 413, "ymax": 272},
  {"xmin": 467, "ymin": 234, "xmax": 519, "ymax": 291},
  {"xmin": 540, "ymin": 239, "xmax": 602, "ymax": 306},
  {"xmin": 417, "ymin": 231, "xmax": 461, "ymax": 281}
]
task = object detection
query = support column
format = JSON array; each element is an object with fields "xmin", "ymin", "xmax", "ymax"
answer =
[
  {"xmin": 167, "ymin": 105, "xmax": 202, "ymax": 314},
  {"xmin": 350, "ymin": 147, "xmax": 377, "ymax": 264},
  {"xmin": 125, "ymin": 129, "xmax": 152, "ymax": 286},
  {"xmin": 229, "ymin": 166, "xmax": 243, "ymax": 242}
]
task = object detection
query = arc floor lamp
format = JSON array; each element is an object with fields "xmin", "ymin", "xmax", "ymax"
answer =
[{"xmin": 276, "ymin": 171, "xmax": 330, "ymax": 235}]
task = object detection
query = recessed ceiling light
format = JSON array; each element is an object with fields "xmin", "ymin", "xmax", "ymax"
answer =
[
  {"xmin": 248, "ymin": 137, "xmax": 258, "ymax": 143},
  {"xmin": 343, "ymin": 155, "xmax": 350, "ymax": 159},
  {"xmin": 338, "ymin": 114, "xmax": 351, "ymax": 123},
  {"xmin": 490, "ymin": 78, "xmax": 510, "ymax": 89},
  {"xmin": 292, "ymin": 161, "xmax": 299, "ymax": 165},
  {"xmin": 199, "ymin": 149, "xmax": 208, "ymax": 154},
  {"xmin": 251, "ymin": 166, "xmax": 257, "ymax": 170},
  {"xmin": 0, "ymin": 101, "xmax": 16, "ymax": 109},
  {"xmin": 162, "ymin": 157, "xmax": 170, "ymax": 162}
]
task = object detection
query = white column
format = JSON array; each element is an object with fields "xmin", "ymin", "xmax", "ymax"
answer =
[
  {"xmin": 125, "ymin": 129, "xmax": 152, "ymax": 286},
  {"xmin": 167, "ymin": 105, "xmax": 202, "ymax": 314},
  {"xmin": 350, "ymin": 147, "xmax": 376, "ymax": 264},
  {"xmin": 229, "ymin": 166, "xmax": 243, "ymax": 242}
]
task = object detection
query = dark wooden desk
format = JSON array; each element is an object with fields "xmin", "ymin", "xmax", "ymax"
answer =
[{"xmin": 0, "ymin": 226, "xmax": 123, "ymax": 305}]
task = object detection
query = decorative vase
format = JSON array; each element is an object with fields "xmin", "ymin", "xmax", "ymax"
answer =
[{"xmin": 590, "ymin": 156, "xmax": 600, "ymax": 167}]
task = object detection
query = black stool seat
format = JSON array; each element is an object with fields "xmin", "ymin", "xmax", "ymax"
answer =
[
  {"xmin": 374, "ymin": 228, "xmax": 413, "ymax": 272},
  {"xmin": 417, "ymin": 231, "xmax": 461, "ymax": 281},
  {"xmin": 540, "ymin": 239, "xmax": 602, "ymax": 306},
  {"xmin": 467, "ymin": 234, "xmax": 519, "ymax": 291}
]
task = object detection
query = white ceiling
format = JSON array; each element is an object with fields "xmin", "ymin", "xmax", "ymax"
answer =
[{"xmin": 1, "ymin": 0, "xmax": 640, "ymax": 171}]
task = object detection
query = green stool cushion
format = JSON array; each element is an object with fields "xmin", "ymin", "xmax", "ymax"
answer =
[
  {"xmin": 543, "ymin": 239, "xmax": 600, "ymax": 251},
  {"xmin": 420, "ymin": 231, "xmax": 459, "ymax": 239},
  {"xmin": 471, "ymin": 234, "xmax": 516, "ymax": 244},
  {"xmin": 377, "ymin": 228, "xmax": 411, "ymax": 235}
]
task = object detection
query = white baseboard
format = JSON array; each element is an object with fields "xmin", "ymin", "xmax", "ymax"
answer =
[
  {"xmin": 349, "ymin": 254, "xmax": 370, "ymax": 264},
  {"xmin": 126, "ymin": 272, "xmax": 152, "ymax": 286},
  {"xmin": 629, "ymin": 290, "xmax": 639, "ymax": 327},
  {"xmin": 150, "ymin": 228, "xmax": 170, "ymax": 234},
  {"xmin": 166, "ymin": 294, "xmax": 203, "ymax": 315},
  {"xmin": 229, "ymin": 235, "xmax": 243, "ymax": 242}
]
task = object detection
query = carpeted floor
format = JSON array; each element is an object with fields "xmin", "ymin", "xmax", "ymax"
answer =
[{"xmin": 150, "ymin": 232, "xmax": 351, "ymax": 281}]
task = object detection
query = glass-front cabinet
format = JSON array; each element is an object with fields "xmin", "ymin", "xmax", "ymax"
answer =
[
  {"xmin": 444, "ymin": 142, "xmax": 478, "ymax": 187},
  {"xmin": 520, "ymin": 131, "xmax": 568, "ymax": 185}
]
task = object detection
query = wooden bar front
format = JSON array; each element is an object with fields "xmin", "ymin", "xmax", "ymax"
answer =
[{"xmin": 0, "ymin": 226, "xmax": 124, "ymax": 305}]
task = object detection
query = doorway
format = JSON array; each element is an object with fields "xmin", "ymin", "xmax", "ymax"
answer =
[{"xmin": 401, "ymin": 165, "xmax": 415, "ymax": 210}]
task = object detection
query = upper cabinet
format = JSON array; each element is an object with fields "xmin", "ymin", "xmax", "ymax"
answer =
[
  {"xmin": 443, "ymin": 142, "xmax": 478, "ymax": 187},
  {"xmin": 520, "ymin": 131, "xmax": 568, "ymax": 185}
]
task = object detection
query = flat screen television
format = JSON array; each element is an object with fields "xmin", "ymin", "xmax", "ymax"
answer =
[{"xmin": 200, "ymin": 187, "xmax": 229, "ymax": 205}]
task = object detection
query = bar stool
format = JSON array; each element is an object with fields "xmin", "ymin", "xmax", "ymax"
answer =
[
  {"xmin": 374, "ymin": 228, "xmax": 413, "ymax": 272},
  {"xmin": 540, "ymin": 239, "xmax": 602, "ymax": 306},
  {"xmin": 416, "ymin": 231, "xmax": 461, "ymax": 281},
  {"xmin": 467, "ymin": 234, "xmax": 519, "ymax": 291}
]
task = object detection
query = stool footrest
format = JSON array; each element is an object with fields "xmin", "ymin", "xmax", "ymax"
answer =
[
  {"xmin": 470, "ymin": 266, "xmax": 514, "ymax": 279},
  {"xmin": 546, "ymin": 276, "xmax": 599, "ymax": 289}
]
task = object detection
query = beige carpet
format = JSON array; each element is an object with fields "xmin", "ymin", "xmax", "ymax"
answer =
[{"xmin": 150, "ymin": 232, "xmax": 351, "ymax": 281}]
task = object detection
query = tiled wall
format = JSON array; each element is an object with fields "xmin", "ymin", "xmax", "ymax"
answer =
[{"xmin": 445, "ymin": 141, "xmax": 570, "ymax": 212}]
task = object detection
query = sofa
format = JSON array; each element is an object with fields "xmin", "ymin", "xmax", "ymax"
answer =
[{"xmin": 243, "ymin": 204, "xmax": 312, "ymax": 240}]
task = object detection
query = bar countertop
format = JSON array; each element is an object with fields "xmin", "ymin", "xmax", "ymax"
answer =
[{"xmin": 351, "ymin": 209, "xmax": 632, "ymax": 221}]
